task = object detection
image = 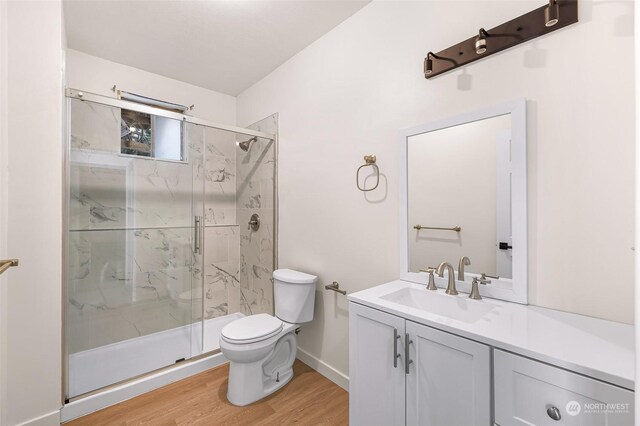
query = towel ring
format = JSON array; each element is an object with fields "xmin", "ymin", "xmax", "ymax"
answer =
[{"xmin": 356, "ymin": 155, "xmax": 379, "ymax": 192}]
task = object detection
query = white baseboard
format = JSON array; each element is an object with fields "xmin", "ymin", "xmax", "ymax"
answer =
[
  {"xmin": 296, "ymin": 348, "xmax": 349, "ymax": 391},
  {"xmin": 61, "ymin": 352, "xmax": 228, "ymax": 423},
  {"xmin": 16, "ymin": 410, "xmax": 60, "ymax": 426}
]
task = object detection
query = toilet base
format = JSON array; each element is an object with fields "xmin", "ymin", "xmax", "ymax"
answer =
[
  {"xmin": 227, "ymin": 364, "xmax": 294, "ymax": 406},
  {"xmin": 225, "ymin": 332, "xmax": 297, "ymax": 406}
]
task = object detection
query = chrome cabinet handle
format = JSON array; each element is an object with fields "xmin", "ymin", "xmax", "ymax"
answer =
[
  {"xmin": 547, "ymin": 406, "xmax": 561, "ymax": 421},
  {"xmin": 393, "ymin": 329, "xmax": 401, "ymax": 368},
  {"xmin": 405, "ymin": 333, "xmax": 413, "ymax": 374}
]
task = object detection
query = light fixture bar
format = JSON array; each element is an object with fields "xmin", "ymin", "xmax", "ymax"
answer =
[
  {"xmin": 118, "ymin": 90, "xmax": 188, "ymax": 113},
  {"xmin": 423, "ymin": 0, "xmax": 578, "ymax": 79}
]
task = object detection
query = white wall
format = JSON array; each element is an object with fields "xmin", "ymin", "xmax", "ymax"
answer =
[
  {"xmin": 66, "ymin": 49, "xmax": 236, "ymax": 125},
  {"xmin": 3, "ymin": 1, "xmax": 65, "ymax": 425},
  {"xmin": 237, "ymin": 0, "xmax": 635, "ymax": 382}
]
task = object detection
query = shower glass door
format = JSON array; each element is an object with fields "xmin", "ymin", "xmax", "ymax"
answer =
[{"xmin": 65, "ymin": 98, "xmax": 204, "ymax": 399}]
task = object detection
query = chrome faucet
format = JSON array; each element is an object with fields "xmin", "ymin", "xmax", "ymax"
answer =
[
  {"xmin": 458, "ymin": 256, "xmax": 471, "ymax": 281},
  {"xmin": 436, "ymin": 262, "xmax": 458, "ymax": 295}
]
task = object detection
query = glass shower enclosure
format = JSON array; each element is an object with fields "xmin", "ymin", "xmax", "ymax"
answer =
[{"xmin": 64, "ymin": 89, "xmax": 277, "ymax": 400}]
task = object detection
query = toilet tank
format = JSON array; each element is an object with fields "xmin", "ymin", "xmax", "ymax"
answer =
[{"xmin": 273, "ymin": 269, "xmax": 317, "ymax": 324}]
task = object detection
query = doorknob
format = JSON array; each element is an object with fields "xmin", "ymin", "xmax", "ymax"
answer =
[{"xmin": 0, "ymin": 259, "xmax": 19, "ymax": 276}]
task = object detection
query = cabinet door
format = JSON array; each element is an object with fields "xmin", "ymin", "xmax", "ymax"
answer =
[
  {"xmin": 406, "ymin": 320, "xmax": 491, "ymax": 426},
  {"xmin": 494, "ymin": 349, "xmax": 634, "ymax": 426},
  {"xmin": 349, "ymin": 303, "xmax": 406, "ymax": 426}
]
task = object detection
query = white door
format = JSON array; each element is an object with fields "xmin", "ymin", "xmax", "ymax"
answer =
[
  {"xmin": 405, "ymin": 320, "xmax": 491, "ymax": 426},
  {"xmin": 495, "ymin": 129, "xmax": 512, "ymax": 278},
  {"xmin": 349, "ymin": 303, "xmax": 406, "ymax": 426}
]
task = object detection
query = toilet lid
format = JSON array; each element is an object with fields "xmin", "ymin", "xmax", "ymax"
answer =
[{"xmin": 221, "ymin": 313, "xmax": 283, "ymax": 343}]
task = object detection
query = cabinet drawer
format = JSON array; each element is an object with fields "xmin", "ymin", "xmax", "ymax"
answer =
[{"xmin": 494, "ymin": 350, "xmax": 633, "ymax": 426}]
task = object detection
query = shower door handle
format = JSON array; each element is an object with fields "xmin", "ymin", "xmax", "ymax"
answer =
[{"xmin": 194, "ymin": 216, "xmax": 202, "ymax": 254}]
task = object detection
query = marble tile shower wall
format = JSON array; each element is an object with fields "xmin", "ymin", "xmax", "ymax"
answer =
[
  {"xmin": 236, "ymin": 114, "xmax": 277, "ymax": 317},
  {"xmin": 202, "ymin": 127, "xmax": 240, "ymax": 319},
  {"xmin": 67, "ymin": 99, "xmax": 276, "ymax": 355},
  {"xmin": 202, "ymin": 116, "xmax": 277, "ymax": 320}
]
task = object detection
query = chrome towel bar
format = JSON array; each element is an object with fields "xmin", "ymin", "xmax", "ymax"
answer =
[{"xmin": 413, "ymin": 224, "xmax": 461, "ymax": 232}]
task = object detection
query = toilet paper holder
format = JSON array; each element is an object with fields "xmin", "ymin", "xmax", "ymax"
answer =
[{"xmin": 325, "ymin": 281, "xmax": 347, "ymax": 295}]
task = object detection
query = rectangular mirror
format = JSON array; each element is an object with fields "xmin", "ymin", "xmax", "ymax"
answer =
[{"xmin": 400, "ymin": 99, "xmax": 527, "ymax": 304}]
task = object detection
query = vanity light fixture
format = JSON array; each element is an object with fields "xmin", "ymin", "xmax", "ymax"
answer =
[
  {"xmin": 545, "ymin": 0, "xmax": 560, "ymax": 27},
  {"xmin": 475, "ymin": 29, "xmax": 488, "ymax": 54},
  {"xmin": 424, "ymin": 52, "xmax": 442, "ymax": 76},
  {"xmin": 423, "ymin": 0, "xmax": 578, "ymax": 79},
  {"xmin": 424, "ymin": 53, "xmax": 433, "ymax": 76}
]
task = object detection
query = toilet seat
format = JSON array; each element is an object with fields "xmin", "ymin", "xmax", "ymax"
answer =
[{"xmin": 221, "ymin": 313, "xmax": 283, "ymax": 344}]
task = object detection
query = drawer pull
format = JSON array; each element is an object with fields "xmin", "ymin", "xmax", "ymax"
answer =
[{"xmin": 546, "ymin": 406, "xmax": 561, "ymax": 421}]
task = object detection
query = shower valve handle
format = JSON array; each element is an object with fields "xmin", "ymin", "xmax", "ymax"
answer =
[{"xmin": 248, "ymin": 213, "xmax": 260, "ymax": 231}]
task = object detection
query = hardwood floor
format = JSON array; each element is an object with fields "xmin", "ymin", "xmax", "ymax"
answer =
[{"xmin": 66, "ymin": 360, "xmax": 349, "ymax": 426}]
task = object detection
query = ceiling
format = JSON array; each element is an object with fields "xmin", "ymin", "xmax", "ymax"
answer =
[{"xmin": 64, "ymin": 0, "xmax": 370, "ymax": 96}]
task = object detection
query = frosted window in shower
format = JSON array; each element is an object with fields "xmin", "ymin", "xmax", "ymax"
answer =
[{"xmin": 154, "ymin": 116, "xmax": 183, "ymax": 161}]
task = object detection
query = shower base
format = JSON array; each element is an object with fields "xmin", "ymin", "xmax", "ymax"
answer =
[{"xmin": 64, "ymin": 312, "xmax": 243, "ymax": 420}]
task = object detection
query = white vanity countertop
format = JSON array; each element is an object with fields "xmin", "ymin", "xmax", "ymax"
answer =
[{"xmin": 348, "ymin": 280, "xmax": 635, "ymax": 390}]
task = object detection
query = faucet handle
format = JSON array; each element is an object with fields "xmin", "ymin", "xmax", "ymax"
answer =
[
  {"xmin": 481, "ymin": 272, "xmax": 499, "ymax": 280},
  {"xmin": 469, "ymin": 277, "xmax": 483, "ymax": 300},
  {"xmin": 419, "ymin": 267, "xmax": 438, "ymax": 291}
]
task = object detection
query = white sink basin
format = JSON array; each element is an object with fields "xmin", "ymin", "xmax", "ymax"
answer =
[{"xmin": 380, "ymin": 287, "xmax": 496, "ymax": 323}]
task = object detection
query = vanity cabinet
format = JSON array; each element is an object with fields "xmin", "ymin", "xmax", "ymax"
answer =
[
  {"xmin": 349, "ymin": 300, "xmax": 634, "ymax": 426},
  {"xmin": 494, "ymin": 350, "xmax": 634, "ymax": 426},
  {"xmin": 349, "ymin": 303, "xmax": 406, "ymax": 426},
  {"xmin": 349, "ymin": 303, "xmax": 491, "ymax": 426},
  {"xmin": 405, "ymin": 320, "xmax": 491, "ymax": 425}
]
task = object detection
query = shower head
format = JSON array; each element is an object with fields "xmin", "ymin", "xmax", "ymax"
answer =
[{"xmin": 236, "ymin": 137, "xmax": 257, "ymax": 152}]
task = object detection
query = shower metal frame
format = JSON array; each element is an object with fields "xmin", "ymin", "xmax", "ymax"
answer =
[
  {"xmin": 65, "ymin": 88, "xmax": 276, "ymax": 140},
  {"xmin": 61, "ymin": 88, "xmax": 278, "ymax": 407}
]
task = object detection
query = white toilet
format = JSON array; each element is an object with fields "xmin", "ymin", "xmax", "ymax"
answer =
[{"xmin": 220, "ymin": 268, "xmax": 317, "ymax": 406}]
